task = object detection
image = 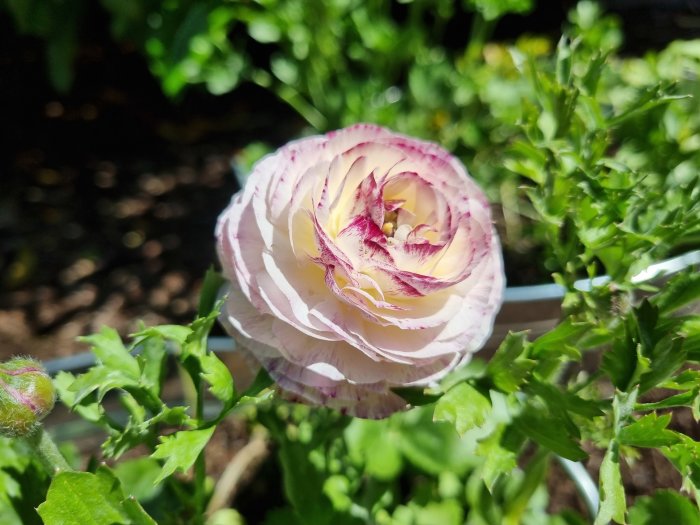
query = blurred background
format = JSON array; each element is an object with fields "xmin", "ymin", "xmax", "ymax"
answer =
[{"xmin": 2, "ymin": 0, "xmax": 700, "ymax": 361}]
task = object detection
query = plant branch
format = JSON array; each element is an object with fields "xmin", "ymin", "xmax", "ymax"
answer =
[
  {"xmin": 205, "ymin": 430, "xmax": 269, "ymax": 517},
  {"xmin": 24, "ymin": 426, "xmax": 72, "ymax": 476}
]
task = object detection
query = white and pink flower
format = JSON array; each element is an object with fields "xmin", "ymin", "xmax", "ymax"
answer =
[{"xmin": 216, "ymin": 124, "xmax": 504, "ymax": 418}]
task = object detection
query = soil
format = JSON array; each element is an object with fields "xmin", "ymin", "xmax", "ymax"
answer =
[{"xmin": 0, "ymin": 8, "xmax": 303, "ymax": 362}]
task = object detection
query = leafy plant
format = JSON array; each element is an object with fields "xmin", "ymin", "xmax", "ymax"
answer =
[{"xmin": 2, "ymin": 1, "xmax": 700, "ymax": 524}]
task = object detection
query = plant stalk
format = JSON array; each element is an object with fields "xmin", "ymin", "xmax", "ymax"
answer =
[
  {"xmin": 24, "ymin": 426, "xmax": 72, "ymax": 476},
  {"xmin": 194, "ymin": 380, "xmax": 207, "ymax": 524}
]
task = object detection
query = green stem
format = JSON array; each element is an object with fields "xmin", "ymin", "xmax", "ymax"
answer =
[
  {"xmin": 24, "ymin": 426, "xmax": 72, "ymax": 476},
  {"xmin": 193, "ymin": 381, "xmax": 207, "ymax": 524},
  {"xmin": 466, "ymin": 12, "xmax": 496, "ymax": 62}
]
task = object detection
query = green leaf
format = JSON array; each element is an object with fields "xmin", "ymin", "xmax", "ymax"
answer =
[
  {"xmin": 476, "ymin": 427, "xmax": 517, "ymax": 491},
  {"xmin": 602, "ymin": 301, "xmax": 661, "ymax": 392},
  {"xmin": 37, "ymin": 466, "xmax": 156, "ymax": 525},
  {"xmin": 653, "ymin": 271, "xmax": 700, "ymax": 314},
  {"xmin": 134, "ymin": 325, "xmax": 192, "ymax": 346},
  {"xmin": 392, "ymin": 387, "xmax": 442, "ymax": 407},
  {"xmin": 345, "ymin": 419, "xmax": 403, "ymax": 481},
  {"xmin": 79, "ymin": 327, "xmax": 140, "ymax": 380},
  {"xmin": 54, "ymin": 371, "xmax": 101, "ymax": 423},
  {"xmin": 137, "ymin": 335, "xmax": 167, "ymax": 397},
  {"xmin": 618, "ymin": 413, "xmax": 681, "ymax": 448},
  {"xmin": 169, "ymin": 3, "xmax": 210, "ymax": 66},
  {"xmin": 680, "ymin": 318, "xmax": 700, "ymax": 362},
  {"xmin": 637, "ymin": 389, "xmax": 698, "ymax": 411},
  {"xmin": 531, "ymin": 318, "xmax": 589, "ymax": 359},
  {"xmin": 528, "ymin": 379, "xmax": 604, "ymax": 419},
  {"xmin": 322, "ymin": 475, "xmax": 352, "ymax": 512},
  {"xmin": 248, "ymin": 18, "xmax": 281, "ymax": 43},
  {"xmin": 466, "ymin": 0, "xmax": 534, "ymax": 21},
  {"xmin": 113, "ymin": 457, "xmax": 163, "ymax": 503},
  {"xmin": 412, "ymin": 499, "xmax": 463, "ymax": 525},
  {"xmin": 629, "ymin": 490, "xmax": 700, "ymax": 525},
  {"xmin": 200, "ymin": 352, "xmax": 236, "ymax": 405},
  {"xmin": 398, "ymin": 407, "xmax": 478, "ymax": 476},
  {"xmin": 240, "ymin": 367, "xmax": 274, "ymax": 400},
  {"xmin": 198, "ymin": 267, "xmax": 226, "ymax": 317},
  {"xmin": 150, "ymin": 427, "xmax": 216, "ymax": 484},
  {"xmin": 594, "ymin": 444, "xmax": 626, "ymax": 525},
  {"xmin": 275, "ymin": 439, "xmax": 334, "ymax": 525},
  {"xmin": 661, "ymin": 435, "xmax": 700, "ymax": 491},
  {"xmin": 486, "ymin": 332, "xmax": 535, "ymax": 393},
  {"xmin": 639, "ymin": 335, "xmax": 686, "ymax": 394},
  {"xmin": 607, "ymin": 82, "xmax": 688, "ymax": 128},
  {"xmin": 513, "ymin": 405, "xmax": 587, "ymax": 461},
  {"xmin": 68, "ymin": 365, "xmax": 139, "ymax": 404},
  {"xmin": 434, "ymin": 382, "xmax": 491, "ymax": 436},
  {"xmin": 207, "ymin": 509, "xmax": 246, "ymax": 525}
]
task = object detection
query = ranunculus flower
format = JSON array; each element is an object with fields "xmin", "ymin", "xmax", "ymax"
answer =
[{"xmin": 217, "ymin": 124, "xmax": 504, "ymax": 418}]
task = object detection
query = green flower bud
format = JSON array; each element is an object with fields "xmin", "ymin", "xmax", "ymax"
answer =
[{"xmin": 0, "ymin": 358, "xmax": 56, "ymax": 437}]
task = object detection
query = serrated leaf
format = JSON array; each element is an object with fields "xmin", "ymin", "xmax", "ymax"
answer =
[
  {"xmin": 134, "ymin": 325, "xmax": 192, "ymax": 346},
  {"xmin": 628, "ymin": 490, "xmax": 700, "ymax": 525},
  {"xmin": 639, "ymin": 336, "xmax": 686, "ymax": 394},
  {"xmin": 594, "ymin": 444, "xmax": 626, "ymax": 525},
  {"xmin": 137, "ymin": 336, "xmax": 167, "ymax": 396},
  {"xmin": 618, "ymin": 413, "xmax": 681, "ymax": 448},
  {"xmin": 476, "ymin": 427, "xmax": 517, "ymax": 491},
  {"xmin": 528, "ymin": 379, "xmax": 604, "ymax": 419},
  {"xmin": 513, "ymin": 405, "xmax": 587, "ymax": 461},
  {"xmin": 200, "ymin": 352, "xmax": 236, "ymax": 405},
  {"xmin": 679, "ymin": 318, "xmax": 700, "ymax": 362},
  {"xmin": 531, "ymin": 318, "xmax": 589, "ymax": 359},
  {"xmin": 37, "ymin": 466, "xmax": 156, "ymax": 525},
  {"xmin": 79, "ymin": 327, "xmax": 140, "ymax": 380},
  {"xmin": 68, "ymin": 366, "xmax": 139, "ymax": 404},
  {"xmin": 653, "ymin": 271, "xmax": 700, "ymax": 314},
  {"xmin": 150, "ymin": 427, "xmax": 216, "ymax": 484},
  {"xmin": 602, "ymin": 302, "xmax": 660, "ymax": 392},
  {"xmin": 54, "ymin": 371, "xmax": 102, "ymax": 423},
  {"xmin": 637, "ymin": 389, "xmax": 698, "ymax": 411},
  {"xmin": 661, "ymin": 435, "xmax": 700, "ymax": 491},
  {"xmin": 487, "ymin": 332, "xmax": 535, "ymax": 393},
  {"xmin": 434, "ymin": 383, "xmax": 491, "ymax": 436}
]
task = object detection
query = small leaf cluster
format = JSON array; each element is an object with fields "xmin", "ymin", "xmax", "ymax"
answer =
[{"xmin": 32, "ymin": 269, "xmax": 272, "ymax": 525}]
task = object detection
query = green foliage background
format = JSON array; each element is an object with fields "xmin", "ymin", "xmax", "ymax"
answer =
[{"xmin": 2, "ymin": 1, "xmax": 700, "ymax": 524}]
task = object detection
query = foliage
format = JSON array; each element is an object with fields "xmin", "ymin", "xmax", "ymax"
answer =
[{"xmin": 2, "ymin": 0, "xmax": 700, "ymax": 524}]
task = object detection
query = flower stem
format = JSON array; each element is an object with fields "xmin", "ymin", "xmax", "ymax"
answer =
[
  {"xmin": 193, "ymin": 381, "xmax": 207, "ymax": 524},
  {"xmin": 24, "ymin": 426, "xmax": 72, "ymax": 476}
]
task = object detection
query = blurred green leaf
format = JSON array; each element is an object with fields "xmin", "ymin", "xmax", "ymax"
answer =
[
  {"xmin": 629, "ymin": 490, "xmax": 700, "ymax": 525},
  {"xmin": 513, "ymin": 405, "xmax": 587, "ymax": 461},
  {"xmin": 487, "ymin": 332, "xmax": 535, "ymax": 393},
  {"xmin": 465, "ymin": 0, "xmax": 533, "ymax": 21},
  {"xmin": 113, "ymin": 457, "xmax": 163, "ymax": 503},
  {"xmin": 434, "ymin": 383, "xmax": 491, "ymax": 436},
  {"xmin": 345, "ymin": 419, "xmax": 402, "ymax": 480}
]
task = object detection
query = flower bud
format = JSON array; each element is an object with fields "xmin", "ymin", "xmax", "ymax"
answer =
[{"xmin": 0, "ymin": 358, "xmax": 56, "ymax": 437}]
